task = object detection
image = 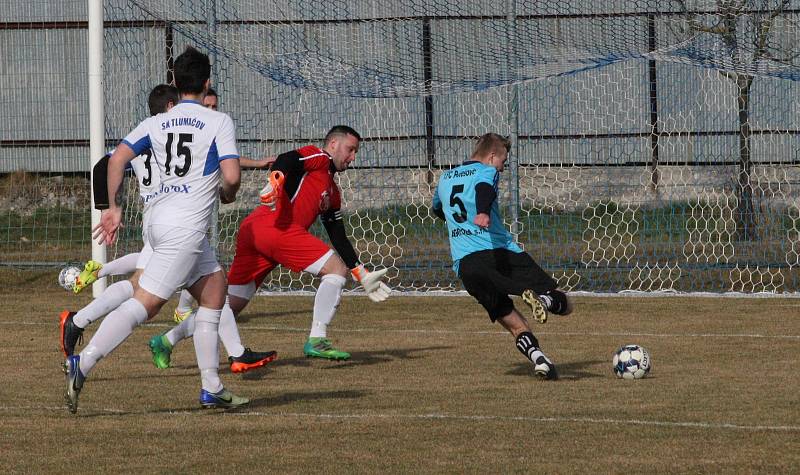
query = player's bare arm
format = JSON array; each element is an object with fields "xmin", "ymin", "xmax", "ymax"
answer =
[
  {"xmin": 219, "ymin": 155, "xmax": 241, "ymax": 204},
  {"xmin": 239, "ymin": 156, "xmax": 276, "ymax": 168}
]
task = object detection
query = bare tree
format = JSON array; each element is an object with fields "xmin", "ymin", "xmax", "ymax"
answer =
[{"xmin": 671, "ymin": 0, "xmax": 797, "ymax": 240}]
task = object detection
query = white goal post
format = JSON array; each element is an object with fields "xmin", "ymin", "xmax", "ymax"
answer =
[{"xmin": 89, "ymin": 0, "xmax": 106, "ymax": 296}]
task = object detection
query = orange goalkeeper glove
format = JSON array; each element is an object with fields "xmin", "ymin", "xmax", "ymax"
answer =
[
  {"xmin": 259, "ymin": 170, "xmax": 285, "ymax": 210},
  {"xmin": 351, "ymin": 264, "xmax": 391, "ymax": 303}
]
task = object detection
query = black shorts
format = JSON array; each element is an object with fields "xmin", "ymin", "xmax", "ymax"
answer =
[{"xmin": 458, "ymin": 248, "xmax": 557, "ymax": 322}]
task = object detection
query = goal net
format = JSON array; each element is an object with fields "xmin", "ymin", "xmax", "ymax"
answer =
[{"xmin": 5, "ymin": 1, "xmax": 800, "ymax": 294}]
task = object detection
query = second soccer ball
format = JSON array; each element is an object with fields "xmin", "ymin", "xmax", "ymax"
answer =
[{"xmin": 612, "ymin": 344, "xmax": 651, "ymax": 380}]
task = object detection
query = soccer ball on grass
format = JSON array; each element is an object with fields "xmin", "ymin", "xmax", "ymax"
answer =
[
  {"xmin": 612, "ymin": 344, "xmax": 651, "ymax": 380},
  {"xmin": 58, "ymin": 266, "xmax": 81, "ymax": 291}
]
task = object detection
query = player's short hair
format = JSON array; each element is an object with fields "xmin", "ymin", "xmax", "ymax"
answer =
[
  {"xmin": 148, "ymin": 84, "xmax": 179, "ymax": 116},
  {"xmin": 173, "ymin": 46, "xmax": 211, "ymax": 95},
  {"xmin": 206, "ymin": 87, "xmax": 218, "ymax": 98},
  {"xmin": 324, "ymin": 125, "xmax": 361, "ymax": 145},
  {"xmin": 472, "ymin": 133, "xmax": 511, "ymax": 158}
]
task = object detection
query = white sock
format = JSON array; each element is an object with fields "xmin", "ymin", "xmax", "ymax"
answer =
[
  {"xmin": 219, "ymin": 300, "xmax": 245, "ymax": 358},
  {"xmin": 193, "ymin": 307, "xmax": 222, "ymax": 393},
  {"xmin": 309, "ymin": 274, "xmax": 346, "ymax": 339},
  {"xmin": 165, "ymin": 310, "xmax": 196, "ymax": 347},
  {"xmin": 79, "ymin": 298, "xmax": 148, "ymax": 376},
  {"xmin": 176, "ymin": 289, "xmax": 196, "ymax": 313},
  {"xmin": 73, "ymin": 280, "xmax": 134, "ymax": 328},
  {"xmin": 98, "ymin": 253, "xmax": 140, "ymax": 278}
]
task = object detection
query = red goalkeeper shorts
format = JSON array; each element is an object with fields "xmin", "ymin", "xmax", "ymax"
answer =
[{"xmin": 227, "ymin": 218, "xmax": 331, "ymax": 286}]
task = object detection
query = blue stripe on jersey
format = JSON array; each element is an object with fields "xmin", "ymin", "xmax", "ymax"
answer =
[
  {"xmin": 203, "ymin": 140, "xmax": 220, "ymax": 176},
  {"xmin": 123, "ymin": 136, "xmax": 152, "ymax": 156},
  {"xmin": 219, "ymin": 154, "xmax": 239, "ymax": 160},
  {"xmin": 434, "ymin": 161, "xmax": 522, "ymax": 273},
  {"xmin": 178, "ymin": 99, "xmax": 201, "ymax": 105}
]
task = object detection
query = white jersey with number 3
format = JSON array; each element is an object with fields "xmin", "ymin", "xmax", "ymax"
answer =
[
  {"xmin": 129, "ymin": 150, "xmax": 161, "ymax": 230},
  {"xmin": 121, "ymin": 100, "xmax": 239, "ymax": 232}
]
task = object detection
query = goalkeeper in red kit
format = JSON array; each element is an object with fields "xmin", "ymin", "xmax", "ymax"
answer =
[{"xmin": 226, "ymin": 125, "xmax": 391, "ymax": 360}]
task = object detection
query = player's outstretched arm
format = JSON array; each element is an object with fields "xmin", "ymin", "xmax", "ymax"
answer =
[{"xmin": 239, "ymin": 156, "xmax": 276, "ymax": 169}]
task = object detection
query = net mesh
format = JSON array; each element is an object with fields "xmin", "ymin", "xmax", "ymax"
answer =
[{"xmin": 4, "ymin": 1, "xmax": 800, "ymax": 293}]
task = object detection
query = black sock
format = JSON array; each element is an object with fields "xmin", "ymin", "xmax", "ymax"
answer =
[{"xmin": 515, "ymin": 331, "xmax": 539, "ymax": 362}]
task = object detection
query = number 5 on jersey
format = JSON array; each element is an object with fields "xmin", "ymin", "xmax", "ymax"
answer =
[{"xmin": 449, "ymin": 184, "xmax": 467, "ymax": 223}]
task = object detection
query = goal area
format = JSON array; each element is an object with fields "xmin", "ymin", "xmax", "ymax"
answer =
[{"xmin": 4, "ymin": 1, "xmax": 800, "ymax": 294}]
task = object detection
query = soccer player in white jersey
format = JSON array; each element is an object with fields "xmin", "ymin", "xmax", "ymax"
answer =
[
  {"xmin": 59, "ymin": 85, "xmax": 276, "ymax": 375},
  {"xmin": 59, "ymin": 84, "xmax": 179, "ymax": 363},
  {"xmin": 64, "ymin": 46, "xmax": 246, "ymax": 413}
]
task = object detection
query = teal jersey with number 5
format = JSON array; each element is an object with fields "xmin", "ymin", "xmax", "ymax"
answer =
[{"xmin": 433, "ymin": 161, "xmax": 522, "ymax": 272}]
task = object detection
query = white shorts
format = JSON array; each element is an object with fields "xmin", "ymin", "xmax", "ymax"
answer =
[
  {"xmin": 136, "ymin": 211, "xmax": 153, "ymax": 269},
  {"xmin": 138, "ymin": 224, "xmax": 221, "ymax": 300},
  {"xmin": 136, "ymin": 241, "xmax": 153, "ymax": 269}
]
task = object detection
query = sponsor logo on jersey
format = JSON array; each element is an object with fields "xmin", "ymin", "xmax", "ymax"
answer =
[
  {"xmin": 451, "ymin": 227, "xmax": 485, "ymax": 237},
  {"xmin": 319, "ymin": 190, "xmax": 331, "ymax": 212},
  {"xmin": 158, "ymin": 183, "xmax": 192, "ymax": 194},
  {"xmin": 443, "ymin": 168, "xmax": 476, "ymax": 180}
]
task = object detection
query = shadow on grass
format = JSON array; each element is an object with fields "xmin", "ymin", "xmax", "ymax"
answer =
[
  {"xmin": 247, "ymin": 389, "xmax": 369, "ymax": 410},
  {"xmin": 235, "ymin": 308, "xmax": 313, "ymax": 323},
  {"xmin": 267, "ymin": 345, "xmax": 455, "ymax": 372},
  {"xmin": 74, "ymin": 389, "xmax": 369, "ymax": 418},
  {"xmin": 506, "ymin": 358, "xmax": 605, "ymax": 380}
]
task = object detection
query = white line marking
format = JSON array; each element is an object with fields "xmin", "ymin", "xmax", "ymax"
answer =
[{"xmin": 5, "ymin": 406, "xmax": 797, "ymax": 432}]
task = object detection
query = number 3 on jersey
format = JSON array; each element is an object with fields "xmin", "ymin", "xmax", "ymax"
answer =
[{"xmin": 164, "ymin": 132, "xmax": 193, "ymax": 177}]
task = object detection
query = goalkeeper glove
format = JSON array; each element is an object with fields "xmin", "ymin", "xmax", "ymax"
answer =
[
  {"xmin": 259, "ymin": 170, "xmax": 285, "ymax": 210},
  {"xmin": 351, "ymin": 264, "xmax": 391, "ymax": 303}
]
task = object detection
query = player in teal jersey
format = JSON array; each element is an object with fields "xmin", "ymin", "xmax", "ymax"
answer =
[{"xmin": 432, "ymin": 133, "xmax": 572, "ymax": 380}]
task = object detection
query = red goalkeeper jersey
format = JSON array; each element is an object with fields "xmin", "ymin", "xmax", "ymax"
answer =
[{"xmin": 249, "ymin": 144, "xmax": 341, "ymax": 230}]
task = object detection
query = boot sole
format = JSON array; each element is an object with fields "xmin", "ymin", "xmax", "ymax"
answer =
[{"xmin": 522, "ymin": 290, "xmax": 548, "ymax": 324}]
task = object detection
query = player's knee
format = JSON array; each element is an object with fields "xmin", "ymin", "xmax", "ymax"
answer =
[
  {"xmin": 191, "ymin": 271, "xmax": 227, "ymax": 309},
  {"xmin": 544, "ymin": 289, "xmax": 572, "ymax": 315},
  {"xmin": 129, "ymin": 270, "xmax": 143, "ymax": 292},
  {"xmin": 319, "ymin": 254, "xmax": 348, "ymax": 278},
  {"xmin": 321, "ymin": 273, "xmax": 347, "ymax": 288},
  {"xmin": 227, "ymin": 292, "xmax": 251, "ymax": 316},
  {"xmin": 487, "ymin": 298, "xmax": 514, "ymax": 323}
]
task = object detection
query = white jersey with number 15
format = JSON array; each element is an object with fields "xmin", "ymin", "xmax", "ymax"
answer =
[{"xmin": 121, "ymin": 99, "xmax": 239, "ymax": 232}]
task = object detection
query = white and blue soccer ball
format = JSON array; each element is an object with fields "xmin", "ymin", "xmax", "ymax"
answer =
[
  {"xmin": 58, "ymin": 266, "xmax": 81, "ymax": 291},
  {"xmin": 612, "ymin": 344, "xmax": 651, "ymax": 380}
]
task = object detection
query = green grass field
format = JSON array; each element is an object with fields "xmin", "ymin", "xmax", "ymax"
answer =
[{"xmin": 1, "ymin": 270, "xmax": 799, "ymax": 473}]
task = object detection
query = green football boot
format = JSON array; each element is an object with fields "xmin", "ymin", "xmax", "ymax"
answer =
[
  {"xmin": 148, "ymin": 333, "xmax": 173, "ymax": 369},
  {"xmin": 303, "ymin": 337, "xmax": 350, "ymax": 360}
]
